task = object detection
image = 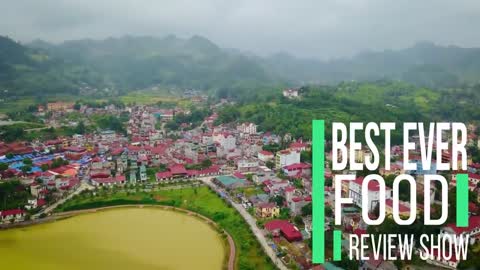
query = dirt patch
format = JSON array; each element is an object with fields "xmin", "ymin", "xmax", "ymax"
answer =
[{"xmin": 154, "ymin": 195, "xmax": 167, "ymax": 201}]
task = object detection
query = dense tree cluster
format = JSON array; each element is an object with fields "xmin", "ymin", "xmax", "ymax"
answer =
[
  {"xmin": 0, "ymin": 180, "xmax": 28, "ymax": 211},
  {"xmin": 216, "ymin": 81, "xmax": 480, "ymax": 141}
]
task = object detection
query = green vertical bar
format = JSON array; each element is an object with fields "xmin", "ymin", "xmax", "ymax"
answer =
[
  {"xmin": 312, "ymin": 120, "xmax": 325, "ymax": 263},
  {"xmin": 456, "ymin": 173, "xmax": 469, "ymax": 227},
  {"xmin": 333, "ymin": 230, "xmax": 342, "ymax": 261}
]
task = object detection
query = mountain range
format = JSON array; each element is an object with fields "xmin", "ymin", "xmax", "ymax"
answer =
[{"xmin": 1, "ymin": 34, "xmax": 480, "ymax": 98}]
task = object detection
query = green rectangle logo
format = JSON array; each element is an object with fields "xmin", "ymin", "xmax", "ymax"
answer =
[
  {"xmin": 312, "ymin": 120, "xmax": 325, "ymax": 263},
  {"xmin": 456, "ymin": 173, "xmax": 469, "ymax": 227},
  {"xmin": 333, "ymin": 230, "xmax": 342, "ymax": 261}
]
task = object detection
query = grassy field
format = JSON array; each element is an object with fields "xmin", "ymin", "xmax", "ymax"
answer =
[
  {"xmin": 119, "ymin": 88, "xmax": 178, "ymax": 105},
  {"xmin": 0, "ymin": 121, "xmax": 45, "ymax": 128},
  {"xmin": 0, "ymin": 98, "xmax": 36, "ymax": 113},
  {"xmin": 0, "ymin": 87, "xmax": 191, "ymax": 115},
  {"xmin": 56, "ymin": 186, "xmax": 277, "ymax": 270}
]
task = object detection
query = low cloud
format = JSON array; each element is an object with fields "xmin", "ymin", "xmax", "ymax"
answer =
[{"xmin": 1, "ymin": 0, "xmax": 480, "ymax": 59}]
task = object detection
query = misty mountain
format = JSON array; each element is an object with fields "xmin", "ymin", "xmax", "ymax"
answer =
[
  {"xmin": 41, "ymin": 36, "xmax": 480, "ymax": 89},
  {"xmin": 0, "ymin": 36, "xmax": 106, "ymax": 97},
  {"xmin": 30, "ymin": 35, "xmax": 272, "ymax": 91},
  {"xmin": 263, "ymin": 41, "xmax": 480, "ymax": 87},
  {"xmin": 2, "ymin": 34, "xmax": 480, "ymax": 98}
]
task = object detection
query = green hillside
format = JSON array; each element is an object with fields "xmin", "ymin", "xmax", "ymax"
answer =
[
  {"xmin": 2, "ymin": 34, "xmax": 480, "ymax": 99},
  {"xmin": 216, "ymin": 81, "xmax": 480, "ymax": 141}
]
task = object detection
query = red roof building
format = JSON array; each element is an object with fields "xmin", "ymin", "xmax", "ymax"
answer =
[
  {"xmin": 0, "ymin": 209, "xmax": 26, "ymax": 220},
  {"xmin": 442, "ymin": 216, "xmax": 480, "ymax": 236},
  {"xmin": 91, "ymin": 175, "xmax": 126, "ymax": 186},
  {"xmin": 265, "ymin": 220, "xmax": 303, "ymax": 242},
  {"xmin": 289, "ymin": 141, "xmax": 307, "ymax": 151},
  {"xmin": 168, "ymin": 164, "xmax": 188, "ymax": 175}
]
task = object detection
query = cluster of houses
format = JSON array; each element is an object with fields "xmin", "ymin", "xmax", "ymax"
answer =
[
  {"xmin": 6, "ymin": 98, "xmax": 480, "ymax": 269},
  {"xmin": 36, "ymin": 101, "xmax": 126, "ymax": 129},
  {"xmin": 1, "ymin": 102, "xmax": 318, "ymax": 268}
]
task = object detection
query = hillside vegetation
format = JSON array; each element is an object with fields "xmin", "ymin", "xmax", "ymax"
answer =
[
  {"xmin": 216, "ymin": 81, "xmax": 480, "ymax": 142},
  {"xmin": 2, "ymin": 35, "xmax": 480, "ymax": 100}
]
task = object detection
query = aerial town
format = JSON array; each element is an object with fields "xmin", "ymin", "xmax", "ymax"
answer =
[{"xmin": 2, "ymin": 93, "xmax": 480, "ymax": 270}]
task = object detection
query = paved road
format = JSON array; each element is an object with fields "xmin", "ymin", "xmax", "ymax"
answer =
[
  {"xmin": 30, "ymin": 177, "xmax": 286, "ymax": 269},
  {"xmin": 33, "ymin": 182, "xmax": 93, "ymax": 219},
  {"xmin": 199, "ymin": 177, "xmax": 289, "ymax": 270}
]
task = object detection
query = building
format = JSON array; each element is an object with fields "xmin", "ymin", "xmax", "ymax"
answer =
[
  {"xmin": 0, "ymin": 209, "xmax": 26, "ymax": 223},
  {"xmin": 258, "ymin": 150, "xmax": 274, "ymax": 162},
  {"xmin": 129, "ymin": 170, "xmax": 138, "ymax": 183},
  {"xmin": 47, "ymin": 101, "xmax": 74, "ymax": 112},
  {"xmin": 139, "ymin": 165, "xmax": 147, "ymax": 181},
  {"xmin": 289, "ymin": 141, "xmax": 308, "ymax": 152},
  {"xmin": 262, "ymin": 179, "xmax": 290, "ymax": 195},
  {"xmin": 275, "ymin": 150, "xmax": 300, "ymax": 169},
  {"xmin": 453, "ymin": 172, "xmax": 480, "ymax": 186},
  {"xmin": 289, "ymin": 196, "xmax": 312, "ymax": 216},
  {"xmin": 354, "ymin": 148, "xmax": 371, "ymax": 164},
  {"xmin": 213, "ymin": 132, "xmax": 236, "ymax": 151},
  {"xmin": 91, "ymin": 175, "xmax": 126, "ymax": 187},
  {"xmin": 407, "ymin": 157, "xmax": 437, "ymax": 175},
  {"xmin": 153, "ymin": 109, "xmax": 175, "ymax": 121},
  {"xmin": 156, "ymin": 165, "xmax": 220, "ymax": 181},
  {"xmin": 214, "ymin": 175, "xmax": 248, "ymax": 189},
  {"xmin": 256, "ymin": 202, "xmax": 280, "ymax": 218},
  {"xmin": 282, "ymin": 163, "xmax": 312, "ymax": 177},
  {"xmin": 362, "ymin": 256, "xmax": 397, "ymax": 270},
  {"xmin": 265, "ymin": 220, "xmax": 303, "ymax": 242},
  {"xmin": 349, "ymin": 176, "xmax": 392, "ymax": 211},
  {"xmin": 237, "ymin": 159, "xmax": 259, "ymax": 172},
  {"xmin": 450, "ymin": 173, "xmax": 477, "ymax": 191},
  {"xmin": 283, "ymin": 88, "xmax": 299, "ymax": 99},
  {"xmin": 64, "ymin": 146, "xmax": 87, "ymax": 160},
  {"xmin": 423, "ymin": 249, "xmax": 460, "ymax": 270},
  {"xmin": 237, "ymin": 122, "xmax": 257, "ymax": 134}
]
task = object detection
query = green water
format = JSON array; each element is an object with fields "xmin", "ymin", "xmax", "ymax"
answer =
[{"xmin": 0, "ymin": 208, "xmax": 226, "ymax": 270}]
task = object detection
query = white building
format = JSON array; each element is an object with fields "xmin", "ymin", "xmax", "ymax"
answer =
[
  {"xmin": 258, "ymin": 150, "xmax": 274, "ymax": 162},
  {"xmin": 348, "ymin": 176, "xmax": 392, "ymax": 211},
  {"xmin": 237, "ymin": 159, "xmax": 259, "ymax": 172},
  {"xmin": 283, "ymin": 88, "xmax": 299, "ymax": 99},
  {"xmin": 237, "ymin": 122, "xmax": 257, "ymax": 134},
  {"xmin": 275, "ymin": 150, "xmax": 300, "ymax": 169},
  {"xmin": 202, "ymin": 133, "xmax": 214, "ymax": 145},
  {"xmin": 213, "ymin": 132, "xmax": 236, "ymax": 151}
]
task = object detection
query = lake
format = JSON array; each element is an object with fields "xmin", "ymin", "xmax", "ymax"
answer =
[{"xmin": 0, "ymin": 208, "xmax": 226, "ymax": 270}]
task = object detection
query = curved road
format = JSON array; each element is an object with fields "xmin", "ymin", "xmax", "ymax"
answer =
[
  {"xmin": 32, "ymin": 182, "xmax": 93, "ymax": 219},
  {"xmin": 199, "ymin": 176, "xmax": 289, "ymax": 270},
  {"xmin": 31, "ymin": 177, "xmax": 285, "ymax": 269}
]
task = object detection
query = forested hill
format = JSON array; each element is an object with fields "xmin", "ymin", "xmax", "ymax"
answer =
[
  {"xmin": 1, "ymin": 35, "xmax": 275, "ymax": 97},
  {"xmin": 215, "ymin": 81, "xmax": 480, "ymax": 142},
  {"xmin": 2, "ymin": 34, "xmax": 480, "ymax": 98},
  {"xmin": 27, "ymin": 35, "xmax": 273, "ymax": 93},
  {"xmin": 0, "ymin": 36, "xmax": 106, "ymax": 97},
  {"xmin": 261, "ymin": 41, "xmax": 480, "ymax": 88}
]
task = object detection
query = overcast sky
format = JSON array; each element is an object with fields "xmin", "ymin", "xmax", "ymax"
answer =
[{"xmin": 1, "ymin": 0, "xmax": 480, "ymax": 59}]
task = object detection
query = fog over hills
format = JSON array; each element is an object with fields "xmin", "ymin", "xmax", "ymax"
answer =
[
  {"xmin": 3, "ymin": 0, "xmax": 480, "ymax": 59},
  {"xmin": 1, "ymin": 34, "xmax": 480, "ymax": 97}
]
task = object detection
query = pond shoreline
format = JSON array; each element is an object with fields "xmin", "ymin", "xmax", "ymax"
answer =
[{"xmin": 0, "ymin": 205, "xmax": 236, "ymax": 270}]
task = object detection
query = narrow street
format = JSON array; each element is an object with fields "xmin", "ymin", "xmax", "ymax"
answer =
[
  {"xmin": 32, "ymin": 182, "xmax": 93, "ymax": 219},
  {"xmin": 198, "ymin": 176, "xmax": 289, "ymax": 270}
]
